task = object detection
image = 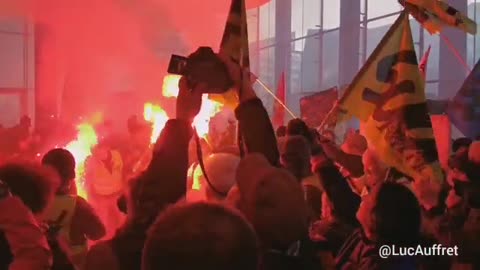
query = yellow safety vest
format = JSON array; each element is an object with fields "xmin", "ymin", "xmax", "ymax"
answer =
[
  {"xmin": 90, "ymin": 150, "xmax": 124, "ymax": 196},
  {"xmin": 43, "ymin": 195, "xmax": 87, "ymax": 269}
]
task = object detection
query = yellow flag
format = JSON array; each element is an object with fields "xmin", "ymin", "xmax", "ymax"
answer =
[
  {"xmin": 339, "ymin": 11, "xmax": 442, "ymax": 182},
  {"xmin": 210, "ymin": 0, "xmax": 250, "ymax": 109},
  {"xmin": 403, "ymin": 0, "xmax": 477, "ymax": 35}
]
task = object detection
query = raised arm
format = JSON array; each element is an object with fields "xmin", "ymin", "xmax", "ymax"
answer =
[
  {"xmin": 141, "ymin": 77, "xmax": 203, "ymax": 204},
  {"xmin": 220, "ymin": 54, "xmax": 280, "ymax": 166}
]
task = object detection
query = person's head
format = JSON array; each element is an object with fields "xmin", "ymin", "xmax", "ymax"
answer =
[
  {"xmin": 341, "ymin": 133, "xmax": 367, "ymax": 156},
  {"xmin": 42, "ymin": 148, "xmax": 76, "ymax": 194},
  {"xmin": 142, "ymin": 202, "xmax": 258, "ymax": 270},
  {"xmin": 279, "ymin": 135, "xmax": 311, "ymax": 181},
  {"xmin": 0, "ymin": 162, "xmax": 58, "ymax": 215},
  {"xmin": 316, "ymin": 163, "xmax": 360, "ymax": 227},
  {"xmin": 362, "ymin": 148, "xmax": 389, "ymax": 189},
  {"xmin": 194, "ymin": 153, "xmax": 241, "ymax": 202},
  {"xmin": 234, "ymin": 153, "xmax": 309, "ymax": 251},
  {"xmin": 452, "ymin": 137, "xmax": 472, "ymax": 154},
  {"xmin": 356, "ymin": 182, "xmax": 421, "ymax": 246},
  {"xmin": 287, "ymin": 118, "xmax": 313, "ymax": 145},
  {"xmin": 276, "ymin": 126, "xmax": 287, "ymax": 138}
]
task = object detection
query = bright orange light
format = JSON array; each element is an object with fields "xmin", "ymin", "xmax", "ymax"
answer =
[
  {"xmin": 193, "ymin": 97, "xmax": 224, "ymax": 138},
  {"xmin": 65, "ymin": 123, "xmax": 98, "ymax": 199},
  {"xmin": 143, "ymin": 103, "xmax": 169, "ymax": 143},
  {"xmin": 162, "ymin": 75, "xmax": 181, "ymax": 97}
]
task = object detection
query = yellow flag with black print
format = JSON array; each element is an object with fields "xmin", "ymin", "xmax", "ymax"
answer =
[
  {"xmin": 209, "ymin": 0, "xmax": 250, "ymax": 109},
  {"xmin": 339, "ymin": 11, "xmax": 442, "ymax": 182},
  {"xmin": 401, "ymin": 0, "xmax": 477, "ymax": 35}
]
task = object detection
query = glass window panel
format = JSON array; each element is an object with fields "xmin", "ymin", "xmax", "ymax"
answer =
[
  {"xmin": 290, "ymin": 40, "xmax": 304, "ymax": 94},
  {"xmin": 365, "ymin": 15, "xmax": 398, "ymax": 57},
  {"xmin": 259, "ymin": 0, "xmax": 276, "ymax": 40},
  {"xmin": 0, "ymin": 33, "xmax": 25, "ymax": 88},
  {"xmin": 256, "ymin": 47, "xmax": 276, "ymax": 114},
  {"xmin": 322, "ymin": 30, "xmax": 339, "ymax": 90},
  {"xmin": 303, "ymin": 0, "xmax": 321, "ymax": 35},
  {"xmin": 426, "ymin": 82, "xmax": 439, "ymax": 99},
  {"xmin": 323, "ymin": 0, "xmax": 340, "ymax": 30},
  {"xmin": 468, "ymin": 0, "xmax": 480, "ymax": 66},
  {"xmin": 424, "ymin": 35, "xmax": 440, "ymax": 81},
  {"xmin": 0, "ymin": 17, "xmax": 25, "ymax": 33},
  {"xmin": 367, "ymin": 0, "xmax": 402, "ymax": 19},
  {"xmin": 301, "ymin": 34, "xmax": 321, "ymax": 92},
  {"xmin": 0, "ymin": 94, "xmax": 21, "ymax": 127},
  {"xmin": 291, "ymin": 0, "xmax": 303, "ymax": 39}
]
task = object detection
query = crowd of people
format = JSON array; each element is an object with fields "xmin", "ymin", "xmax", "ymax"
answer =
[{"xmin": 1, "ymin": 55, "xmax": 480, "ymax": 270}]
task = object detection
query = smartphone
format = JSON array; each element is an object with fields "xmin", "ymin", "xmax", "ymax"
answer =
[{"xmin": 167, "ymin": 55, "xmax": 188, "ymax": 75}]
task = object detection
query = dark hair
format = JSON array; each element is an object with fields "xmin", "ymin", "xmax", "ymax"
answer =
[
  {"xmin": 287, "ymin": 119, "xmax": 313, "ymax": 144},
  {"xmin": 42, "ymin": 148, "xmax": 76, "ymax": 188},
  {"xmin": 372, "ymin": 182, "xmax": 421, "ymax": 246},
  {"xmin": 142, "ymin": 202, "xmax": 258, "ymax": 270},
  {"xmin": 452, "ymin": 137, "xmax": 472, "ymax": 153},
  {"xmin": 276, "ymin": 126, "xmax": 287, "ymax": 138},
  {"xmin": 0, "ymin": 162, "xmax": 58, "ymax": 213},
  {"xmin": 316, "ymin": 163, "xmax": 360, "ymax": 227}
]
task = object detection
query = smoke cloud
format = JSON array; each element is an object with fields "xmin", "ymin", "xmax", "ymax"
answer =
[{"xmin": 0, "ymin": 0, "xmax": 231, "ymax": 127}]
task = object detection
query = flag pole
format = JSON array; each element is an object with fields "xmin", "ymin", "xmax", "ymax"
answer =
[
  {"xmin": 439, "ymin": 33, "xmax": 472, "ymax": 75},
  {"xmin": 317, "ymin": 100, "xmax": 339, "ymax": 130},
  {"xmin": 255, "ymin": 78, "xmax": 297, "ymax": 119}
]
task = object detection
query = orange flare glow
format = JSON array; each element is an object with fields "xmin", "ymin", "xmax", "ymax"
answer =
[
  {"xmin": 194, "ymin": 97, "xmax": 223, "ymax": 138},
  {"xmin": 143, "ymin": 103, "xmax": 169, "ymax": 143},
  {"xmin": 162, "ymin": 75, "xmax": 181, "ymax": 97},
  {"xmin": 65, "ymin": 123, "xmax": 98, "ymax": 199}
]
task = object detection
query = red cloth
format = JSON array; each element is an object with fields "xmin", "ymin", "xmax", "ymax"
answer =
[{"xmin": 419, "ymin": 45, "xmax": 431, "ymax": 79}]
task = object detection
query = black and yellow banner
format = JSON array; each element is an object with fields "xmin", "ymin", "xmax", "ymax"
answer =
[
  {"xmin": 339, "ymin": 11, "xmax": 442, "ymax": 182},
  {"xmin": 400, "ymin": 0, "xmax": 477, "ymax": 35},
  {"xmin": 210, "ymin": 0, "xmax": 251, "ymax": 109}
]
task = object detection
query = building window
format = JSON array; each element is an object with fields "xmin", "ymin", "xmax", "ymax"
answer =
[{"xmin": 468, "ymin": 0, "xmax": 479, "ymax": 67}]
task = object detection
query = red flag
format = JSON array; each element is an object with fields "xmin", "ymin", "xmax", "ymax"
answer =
[
  {"xmin": 419, "ymin": 45, "xmax": 431, "ymax": 79},
  {"xmin": 273, "ymin": 72, "xmax": 286, "ymax": 127},
  {"xmin": 246, "ymin": 0, "xmax": 271, "ymax": 9}
]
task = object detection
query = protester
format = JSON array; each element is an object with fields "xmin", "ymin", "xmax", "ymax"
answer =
[
  {"xmin": 142, "ymin": 202, "xmax": 259, "ymax": 270},
  {"xmin": 233, "ymin": 153, "xmax": 319, "ymax": 270},
  {"xmin": 276, "ymin": 125, "xmax": 287, "ymax": 138},
  {"xmin": 452, "ymin": 137, "xmax": 472, "ymax": 155},
  {"xmin": 286, "ymin": 118, "xmax": 315, "ymax": 147},
  {"xmin": 336, "ymin": 182, "xmax": 421, "ymax": 269},
  {"xmin": 85, "ymin": 143, "xmax": 125, "ymax": 240},
  {"xmin": 41, "ymin": 148, "xmax": 105, "ymax": 268},
  {"xmin": 278, "ymin": 135, "xmax": 323, "ymax": 222},
  {"xmin": 0, "ymin": 179, "xmax": 52, "ymax": 270},
  {"xmin": 320, "ymin": 132, "xmax": 367, "ymax": 179},
  {"xmin": 85, "ymin": 76, "xmax": 204, "ymax": 270},
  {"xmin": 187, "ymin": 153, "xmax": 240, "ymax": 202}
]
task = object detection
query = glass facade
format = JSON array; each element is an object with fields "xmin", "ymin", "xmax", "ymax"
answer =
[{"xmin": 249, "ymin": 0, "xmax": 474, "ymax": 116}]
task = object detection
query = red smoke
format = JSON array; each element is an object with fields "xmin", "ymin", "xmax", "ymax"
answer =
[{"xmin": 0, "ymin": 0, "xmax": 234, "ymax": 127}]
